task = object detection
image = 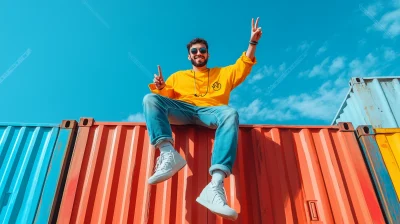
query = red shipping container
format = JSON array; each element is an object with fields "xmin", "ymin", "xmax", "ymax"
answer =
[{"xmin": 56, "ymin": 118, "xmax": 385, "ymax": 223}]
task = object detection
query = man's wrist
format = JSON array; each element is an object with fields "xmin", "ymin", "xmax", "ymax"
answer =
[{"xmin": 249, "ymin": 40, "xmax": 258, "ymax": 45}]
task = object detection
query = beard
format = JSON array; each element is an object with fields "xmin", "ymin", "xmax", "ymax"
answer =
[{"xmin": 190, "ymin": 56, "xmax": 208, "ymax": 67}]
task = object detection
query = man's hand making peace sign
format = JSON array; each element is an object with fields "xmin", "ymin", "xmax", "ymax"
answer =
[
  {"xmin": 246, "ymin": 17, "xmax": 262, "ymax": 60},
  {"xmin": 250, "ymin": 17, "xmax": 262, "ymax": 43}
]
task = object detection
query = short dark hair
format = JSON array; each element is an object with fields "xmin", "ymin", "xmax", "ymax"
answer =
[{"xmin": 186, "ymin": 38, "xmax": 208, "ymax": 52}]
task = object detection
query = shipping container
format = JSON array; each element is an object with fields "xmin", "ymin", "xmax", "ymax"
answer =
[
  {"xmin": 0, "ymin": 120, "xmax": 77, "ymax": 224},
  {"xmin": 56, "ymin": 118, "xmax": 385, "ymax": 223},
  {"xmin": 356, "ymin": 126, "xmax": 400, "ymax": 224},
  {"xmin": 332, "ymin": 76, "xmax": 400, "ymax": 128}
]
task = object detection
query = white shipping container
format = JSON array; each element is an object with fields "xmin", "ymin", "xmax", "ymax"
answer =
[{"xmin": 332, "ymin": 76, "xmax": 400, "ymax": 128}]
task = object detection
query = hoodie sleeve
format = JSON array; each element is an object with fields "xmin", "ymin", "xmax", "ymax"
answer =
[{"xmin": 225, "ymin": 52, "xmax": 257, "ymax": 89}]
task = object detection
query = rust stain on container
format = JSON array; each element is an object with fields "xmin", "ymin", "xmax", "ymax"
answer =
[{"xmin": 56, "ymin": 119, "xmax": 385, "ymax": 223}]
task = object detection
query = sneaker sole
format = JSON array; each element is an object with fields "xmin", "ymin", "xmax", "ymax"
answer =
[
  {"xmin": 148, "ymin": 161, "xmax": 187, "ymax": 185},
  {"xmin": 195, "ymin": 197, "xmax": 238, "ymax": 221}
]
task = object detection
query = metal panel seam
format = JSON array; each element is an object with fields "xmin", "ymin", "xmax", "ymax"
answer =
[{"xmin": 34, "ymin": 121, "xmax": 79, "ymax": 224}]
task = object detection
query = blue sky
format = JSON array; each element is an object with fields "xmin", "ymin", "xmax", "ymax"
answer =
[{"xmin": 1, "ymin": 0, "xmax": 399, "ymax": 125}]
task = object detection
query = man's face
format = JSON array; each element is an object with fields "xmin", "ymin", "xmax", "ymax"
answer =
[{"xmin": 188, "ymin": 43, "xmax": 209, "ymax": 67}]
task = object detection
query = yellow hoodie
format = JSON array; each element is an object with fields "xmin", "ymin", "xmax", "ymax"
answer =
[{"xmin": 148, "ymin": 52, "xmax": 257, "ymax": 107}]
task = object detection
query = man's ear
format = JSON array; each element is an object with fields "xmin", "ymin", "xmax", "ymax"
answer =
[{"xmin": 188, "ymin": 54, "xmax": 191, "ymax": 61}]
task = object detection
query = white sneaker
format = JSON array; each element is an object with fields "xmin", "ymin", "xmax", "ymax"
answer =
[
  {"xmin": 148, "ymin": 149, "xmax": 187, "ymax": 185},
  {"xmin": 196, "ymin": 181, "xmax": 238, "ymax": 221}
]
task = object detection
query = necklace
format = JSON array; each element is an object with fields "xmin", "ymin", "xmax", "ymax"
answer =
[{"xmin": 193, "ymin": 69, "xmax": 210, "ymax": 97}]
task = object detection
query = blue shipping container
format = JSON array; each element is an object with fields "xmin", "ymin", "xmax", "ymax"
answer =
[
  {"xmin": 0, "ymin": 120, "xmax": 77, "ymax": 224},
  {"xmin": 332, "ymin": 77, "xmax": 400, "ymax": 128}
]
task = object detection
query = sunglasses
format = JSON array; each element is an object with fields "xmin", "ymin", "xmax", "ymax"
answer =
[{"xmin": 190, "ymin": 47, "xmax": 207, "ymax": 54}]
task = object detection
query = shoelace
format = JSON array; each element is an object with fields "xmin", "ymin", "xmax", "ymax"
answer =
[
  {"xmin": 153, "ymin": 151, "xmax": 176, "ymax": 173},
  {"xmin": 211, "ymin": 182, "xmax": 228, "ymax": 206}
]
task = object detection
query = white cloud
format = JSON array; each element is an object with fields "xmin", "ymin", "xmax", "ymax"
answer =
[
  {"xmin": 366, "ymin": 53, "xmax": 378, "ymax": 65},
  {"xmin": 349, "ymin": 53, "xmax": 379, "ymax": 77},
  {"xmin": 252, "ymin": 86, "xmax": 263, "ymax": 94},
  {"xmin": 329, "ymin": 57, "xmax": 346, "ymax": 74},
  {"xmin": 279, "ymin": 63, "xmax": 286, "ymax": 72},
  {"xmin": 248, "ymin": 65, "xmax": 274, "ymax": 84},
  {"xmin": 316, "ymin": 42, "xmax": 328, "ymax": 56},
  {"xmin": 300, "ymin": 57, "xmax": 333, "ymax": 77},
  {"xmin": 316, "ymin": 46, "xmax": 327, "ymax": 56},
  {"xmin": 367, "ymin": 7, "xmax": 400, "ymax": 38},
  {"xmin": 275, "ymin": 81, "xmax": 348, "ymax": 121},
  {"xmin": 309, "ymin": 57, "xmax": 330, "ymax": 77},
  {"xmin": 379, "ymin": 8, "xmax": 400, "ymax": 37},
  {"xmin": 334, "ymin": 73, "xmax": 348, "ymax": 86},
  {"xmin": 235, "ymin": 48, "xmax": 397, "ymax": 124},
  {"xmin": 238, "ymin": 100, "xmax": 262, "ymax": 120},
  {"xmin": 298, "ymin": 71, "xmax": 308, "ymax": 77},
  {"xmin": 394, "ymin": 0, "xmax": 400, "ymax": 8},
  {"xmin": 125, "ymin": 113, "xmax": 145, "ymax": 122},
  {"xmin": 365, "ymin": 3, "xmax": 383, "ymax": 17},
  {"xmin": 300, "ymin": 51, "xmax": 391, "ymax": 79},
  {"xmin": 273, "ymin": 50, "xmax": 394, "ymax": 120},
  {"xmin": 301, "ymin": 53, "xmax": 380, "ymax": 78},
  {"xmin": 234, "ymin": 41, "xmax": 399, "ymax": 123},
  {"xmin": 248, "ymin": 73, "xmax": 264, "ymax": 83},
  {"xmin": 358, "ymin": 39, "xmax": 367, "ymax": 46},
  {"xmin": 237, "ymin": 78, "xmax": 348, "ymax": 122},
  {"xmin": 248, "ymin": 63, "xmax": 288, "ymax": 84},
  {"xmin": 384, "ymin": 48, "xmax": 397, "ymax": 61},
  {"xmin": 237, "ymin": 99, "xmax": 296, "ymax": 122},
  {"xmin": 298, "ymin": 41, "xmax": 311, "ymax": 51}
]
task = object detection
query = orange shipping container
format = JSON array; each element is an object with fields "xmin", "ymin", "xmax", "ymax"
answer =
[{"xmin": 56, "ymin": 118, "xmax": 385, "ymax": 224}]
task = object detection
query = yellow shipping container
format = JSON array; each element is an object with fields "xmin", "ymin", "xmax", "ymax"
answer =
[
  {"xmin": 357, "ymin": 126, "xmax": 400, "ymax": 223},
  {"xmin": 374, "ymin": 128, "xmax": 400, "ymax": 200}
]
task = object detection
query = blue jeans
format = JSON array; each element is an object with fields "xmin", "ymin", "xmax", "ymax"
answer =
[{"xmin": 143, "ymin": 93, "xmax": 239, "ymax": 177}]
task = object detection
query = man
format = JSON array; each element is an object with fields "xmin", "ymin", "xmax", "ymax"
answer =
[{"xmin": 143, "ymin": 18, "xmax": 262, "ymax": 221}]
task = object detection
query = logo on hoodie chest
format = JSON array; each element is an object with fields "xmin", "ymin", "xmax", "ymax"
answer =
[{"xmin": 212, "ymin": 81, "xmax": 222, "ymax": 91}]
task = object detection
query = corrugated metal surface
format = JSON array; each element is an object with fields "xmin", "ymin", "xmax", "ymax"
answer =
[
  {"xmin": 57, "ymin": 118, "xmax": 385, "ymax": 224},
  {"xmin": 356, "ymin": 126, "xmax": 400, "ymax": 224},
  {"xmin": 0, "ymin": 120, "xmax": 77, "ymax": 224},
  {"xmin": 375, "ymin": 128, "xmax": 400, "ymax": 200},
  {"xmin": 332, "ymin": 76, "xmax": 400, "ymax": 128}
]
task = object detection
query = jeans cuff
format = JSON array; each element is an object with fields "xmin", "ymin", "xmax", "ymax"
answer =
[
  {"xmin": 209, "ymin": 164, "xmax": 231, "ymax": 177},
  {"xmin": 154, "ymin": 137, "xmax": 174, "ymax": 148}
]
